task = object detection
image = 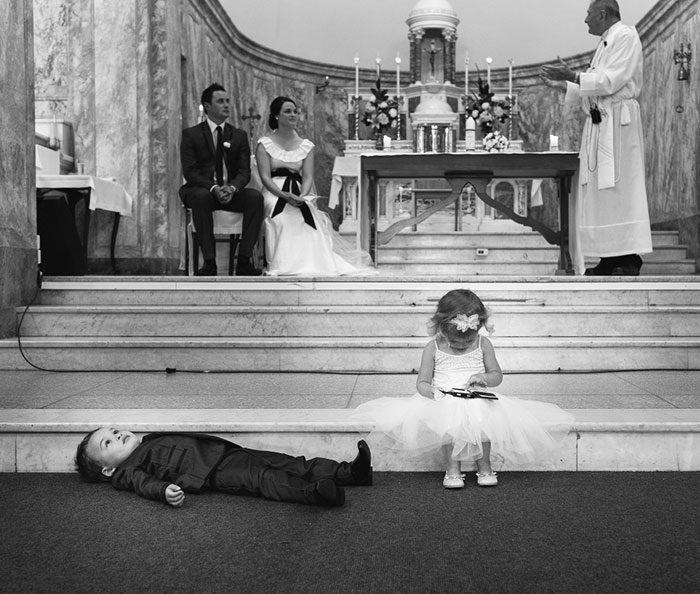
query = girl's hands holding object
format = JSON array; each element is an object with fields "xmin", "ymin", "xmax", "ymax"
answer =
[{"xmin": 468, "ymin": 374, "xmax": 488, "ymax": 388}]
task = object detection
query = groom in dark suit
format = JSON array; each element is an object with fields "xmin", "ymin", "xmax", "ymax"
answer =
[{"xmin": 179, "ymin": 83, "xmax": 264, "ymax": 276}]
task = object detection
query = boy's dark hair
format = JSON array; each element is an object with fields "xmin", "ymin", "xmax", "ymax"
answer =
[
  {"xmin": 201, "ymin": 83, "xmax": 226, "ymax": 111},
  {"xmin": 75, "ymin": 429, "xmax": 110, "ymax": 483}
]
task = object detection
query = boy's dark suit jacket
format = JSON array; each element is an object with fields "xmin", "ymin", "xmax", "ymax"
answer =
[
  {"xmin": 179, "ymin": 121, "xmax": 251, "ymax": 199},
  {"xmin": 111, "ymin": 433, "xmax": 240, "ymax": 502}
]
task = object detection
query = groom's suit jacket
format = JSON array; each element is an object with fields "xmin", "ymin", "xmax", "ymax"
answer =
[{"xmin": 179, "ymin": 121, "xmax": 251, "ymax": 199}]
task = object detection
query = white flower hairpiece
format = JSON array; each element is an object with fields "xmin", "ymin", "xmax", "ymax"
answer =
[{"xmin": 450, "ymin": 313, "xmax": 480, "ymax": 332}]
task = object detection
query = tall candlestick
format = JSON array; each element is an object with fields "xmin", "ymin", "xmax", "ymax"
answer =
[
  {"xmin": 375, "ymin": 54, "xmax": 381, "ymax": 81},
  {"xmin": 395, "ymin": 54, "xmax": 401, "ymax": 98},
  {"xmin": 198, "ymin": 104, "xmax": 204, "ymax": 122},
  {"xmin": 508, "ymin": 58, "xmax": 514, "ymax": 101},
  {"xmin": 464, "ymin": 51, "xmax": 469, "ymax": 96},
  {"xmin": 354, "ymin": 54, "xmax": 360, "ymax": 99},
  {"xmin": 486, "ymin": 57, "xmax": 493, "ymax": 87}
]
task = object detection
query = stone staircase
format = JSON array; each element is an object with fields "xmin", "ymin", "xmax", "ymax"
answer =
[
  {"xmin": 2, "ymin": 276, "xmax": 700, "ymax": 372},
  {"xmin": 2, "ymin": 233, "xmax": 699, "ymax": 474},
  {"xmin": 3, "ymin": 276, "xmax": 700, "ymax": 473},
  {"xmin": 373, "ymin": 230, "xmax": 696, "ymax": 275}
]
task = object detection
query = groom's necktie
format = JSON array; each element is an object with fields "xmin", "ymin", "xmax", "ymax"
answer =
[{"xmin": 215, "ymin": 125, "xmax": 224, "ymax": 186}]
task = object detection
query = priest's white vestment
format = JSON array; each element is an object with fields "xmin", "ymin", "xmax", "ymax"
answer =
[{"xmin": 565, "ymin": 21, "xmax": 652, "ymax": 275}]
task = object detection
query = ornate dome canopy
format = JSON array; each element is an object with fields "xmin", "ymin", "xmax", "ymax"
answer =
[{"xmin": 406, "ymin": 0, "xmax": 459, "ymax": 32}]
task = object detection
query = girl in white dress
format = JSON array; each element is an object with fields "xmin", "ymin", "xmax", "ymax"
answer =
[
  {"xmin": 353, "ymin": 289, "xmax": 575, "ymax": 488},
  {"xmin": 255, "ymin": 96, "xmax": 374, "ymax": 276}
]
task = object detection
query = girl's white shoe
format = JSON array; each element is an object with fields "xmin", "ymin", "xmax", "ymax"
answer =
[
  {"xmin": 443, "ymin": 473, "xmax": 466, "ymax": 489},
  {"xmin": 476, "ymin": 471, "xmax": 498, "ymax": 487}
]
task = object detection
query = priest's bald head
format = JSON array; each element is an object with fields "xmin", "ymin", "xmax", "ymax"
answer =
[{"xmin": 586, "ymin": 0, "xmax": 621, "ymax": 36}]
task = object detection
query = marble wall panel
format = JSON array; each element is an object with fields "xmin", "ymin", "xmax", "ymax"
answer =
[{"xmin": 1, "ymin": 0, "xmax": 36, "ymax": 337}]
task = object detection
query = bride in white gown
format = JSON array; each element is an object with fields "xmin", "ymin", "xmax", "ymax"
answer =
[{"xmin": 255, "ymin": 96, "xmax": 375, "ymax": 276}]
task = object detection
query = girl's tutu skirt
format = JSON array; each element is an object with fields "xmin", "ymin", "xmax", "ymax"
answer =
[{"xmin": 351, "ymin": 393, "xmax": 575, "ymax": 465}]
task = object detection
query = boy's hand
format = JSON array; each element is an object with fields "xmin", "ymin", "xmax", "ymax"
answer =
[{"xmin": 165, "ymin": 484, "xmax": 185, "ymax": 507}]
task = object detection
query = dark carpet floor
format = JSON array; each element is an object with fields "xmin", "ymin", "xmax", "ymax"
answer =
[{"xmin": 1, "ymin": 472, "xmax": 699, "ymax": 594}]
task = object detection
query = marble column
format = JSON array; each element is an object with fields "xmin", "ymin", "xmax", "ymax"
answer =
[{"xmin": 0, "ymin": 0, "xmax": 37, "ymax": 337}]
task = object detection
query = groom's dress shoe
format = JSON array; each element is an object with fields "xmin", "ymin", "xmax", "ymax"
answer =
[
  {"xmin": 350, "ymin": 440, "xmax": 373, "ymax": 486},
  {"xmin": 235, "ymin": 257, "xmax": 262, "ymax": 276},
  {"xmin": 195, "ymin": 262, "xmax": 217, "ymax": 276}
]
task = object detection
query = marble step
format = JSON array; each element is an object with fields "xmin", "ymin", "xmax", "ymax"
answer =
[
  {"xmin": 17, "ymin": 304, "xmax": 700, "ymax": 338},
  {"xmin": 3, "ymin": 408, "xmax": 700, "ymax": 472},
  {"xmin": 382, "ymin": 232, "xmax": 557, "ymax": 248},
  {"xmin": 35, "ymin": 278, "xmax": 700, "ymax": 307},
  {"xmin": 379, "ymin": 245, "xmax": 689, "ymax": 263},
  {"xmin": 2, "ymin": 336, "xmax": 699, "ymax": 371},
  {"xmin": 343, "ymin": 230, "xmax": 683, "ymax": 248},
  {"xmin": 373, "ymin": 260, "xmax": 696, "ymax": 275}
]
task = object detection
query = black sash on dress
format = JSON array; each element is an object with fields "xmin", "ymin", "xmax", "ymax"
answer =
[{"xmin": 270, "ymin": 168, "xmax": 316, "ymax": 229}]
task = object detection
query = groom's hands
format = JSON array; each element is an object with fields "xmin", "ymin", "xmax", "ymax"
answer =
[{"xmin": 213, "ymin": 185, "xmax": 236, "ymax": 205}]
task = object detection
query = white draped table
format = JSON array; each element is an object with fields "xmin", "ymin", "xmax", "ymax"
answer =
[{"xmin": 36, "ymin": 174, "xmax": 133, "ymax": 273}]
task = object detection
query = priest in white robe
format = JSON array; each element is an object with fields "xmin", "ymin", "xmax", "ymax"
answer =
[{"xmin": 541, "ymin": 0, "xmax": 652, "ymax": 276}]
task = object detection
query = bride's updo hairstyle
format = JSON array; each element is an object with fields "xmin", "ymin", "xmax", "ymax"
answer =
[{"xmin": 269, "ymin": 96, "xmax": 296, "ymax": 130}]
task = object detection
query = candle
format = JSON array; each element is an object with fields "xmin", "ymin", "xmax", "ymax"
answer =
[
  {"xmin": 465, "ymin": 51, "xmax": 469, "ymax": 96},
  {"xmin": 486, "ymin": 57, "xmax": 493, "ymax": 87},
  {"xmin": 198, "ymin": 104, "xmax": 204, "ymax": 122},
  {"xmin": 395, "ymin": 54, "xmax": 401, "ymax": 98},
  {"xmin": 508, "ymin": 59, "xmax": 514, "ymax": 101},
  {"xmin": 375, "ymin": 54, "xmax": 381, "ymax": 80},
  {"xmin": 354, "ymin": 54, "xmax": 360, "ymax": 99},
  {"xmin": 50, "ymin": 115, "xmax": 58, "ymax": 146}
]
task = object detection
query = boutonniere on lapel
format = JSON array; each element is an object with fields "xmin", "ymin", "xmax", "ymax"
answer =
[{"xmin": 223, "ymin": 141, "xmax": 231, "ymax": 149}]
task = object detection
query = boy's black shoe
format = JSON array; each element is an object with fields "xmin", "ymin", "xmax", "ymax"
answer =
[
  {"xmin": 350, "ymin": 440, "xmax": 373, "ymax": 486},
  {"xmin": 313, "ymin": 479, "xmax": 345, "ymax": 506}
]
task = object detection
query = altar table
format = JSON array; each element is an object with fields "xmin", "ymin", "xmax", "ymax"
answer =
[
  {"xmin": 36, "ymin": 174, "xmax": 133, "ymax": 274},
  {"xmin": 359, "ymin": 152, "xmax": 580, "ymax": 274}
]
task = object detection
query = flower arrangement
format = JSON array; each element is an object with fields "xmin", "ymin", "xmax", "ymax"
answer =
[
  {"xmin": 362, "ymin": 80, "xmax": 399, "ymax": 137},
  {"xmin": 482, "ymin": 130, "xmax": 509, "ymax": 152},
  {"xmin": 465, "ymin": 76, "xmax": 511, "ymax": 136}
]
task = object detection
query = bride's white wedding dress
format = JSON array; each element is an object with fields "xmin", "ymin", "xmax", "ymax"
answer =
[{"xmin": 258, "ymin": 136, "xmax": 375, "ymax": 276}]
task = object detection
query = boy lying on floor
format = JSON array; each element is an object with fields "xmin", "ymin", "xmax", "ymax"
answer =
[{"xmin": 75, "ymin": 428, "xmax": 372, "ymax": 507}]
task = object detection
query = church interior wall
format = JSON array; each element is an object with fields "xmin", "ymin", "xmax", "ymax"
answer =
[
  {"xmin": 29, "ymin": 0, "xmax": 700, "ymax": 274},
  {"xmin": 0, "ymin": 0, "xmax": 37, "ymax": 338},
  {"xmin": 637, "ymin": 0, "xmax": 699, "ymax": 263}
]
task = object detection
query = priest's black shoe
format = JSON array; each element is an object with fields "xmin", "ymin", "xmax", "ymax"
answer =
[
  {"xmin": 195, "ymin": 261, "xmax": 217, "ymax": 276},
  {"xmin": 312, "ymin": 479, "xmax": 345, "ymax": 507},
  {"xmin": 584, "ymin": 258, "xmax": 613, "ymax": 276},
  {"xmin": 610, "ymin": 254, "xmax": 642, "ymax": 276},
  {"xmin": 350, "ymin": 440, "xmax": 373, "ymax": 486},
  {"xmin": 235, "ymin": 257, "xmax": 262, "ymax": 276}
]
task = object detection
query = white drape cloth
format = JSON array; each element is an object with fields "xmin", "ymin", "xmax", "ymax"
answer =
[{"xmin": 564, "ymin": 21, "xmax": 652, "ymax": 274}]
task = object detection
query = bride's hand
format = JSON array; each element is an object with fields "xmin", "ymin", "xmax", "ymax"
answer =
[{"xmin": 281, "ymin": 192, "xmax": 303, "ymax": 207}]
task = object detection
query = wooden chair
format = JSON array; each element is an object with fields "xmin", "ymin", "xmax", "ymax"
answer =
[{"xmin": 184, "ymin": 210, "xmax": 242, "ymax": 275}]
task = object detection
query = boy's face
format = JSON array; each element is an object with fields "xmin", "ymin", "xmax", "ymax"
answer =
[{"xmin": 86, "ymin": 427, "xmax": 141, "ymax": 475}]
